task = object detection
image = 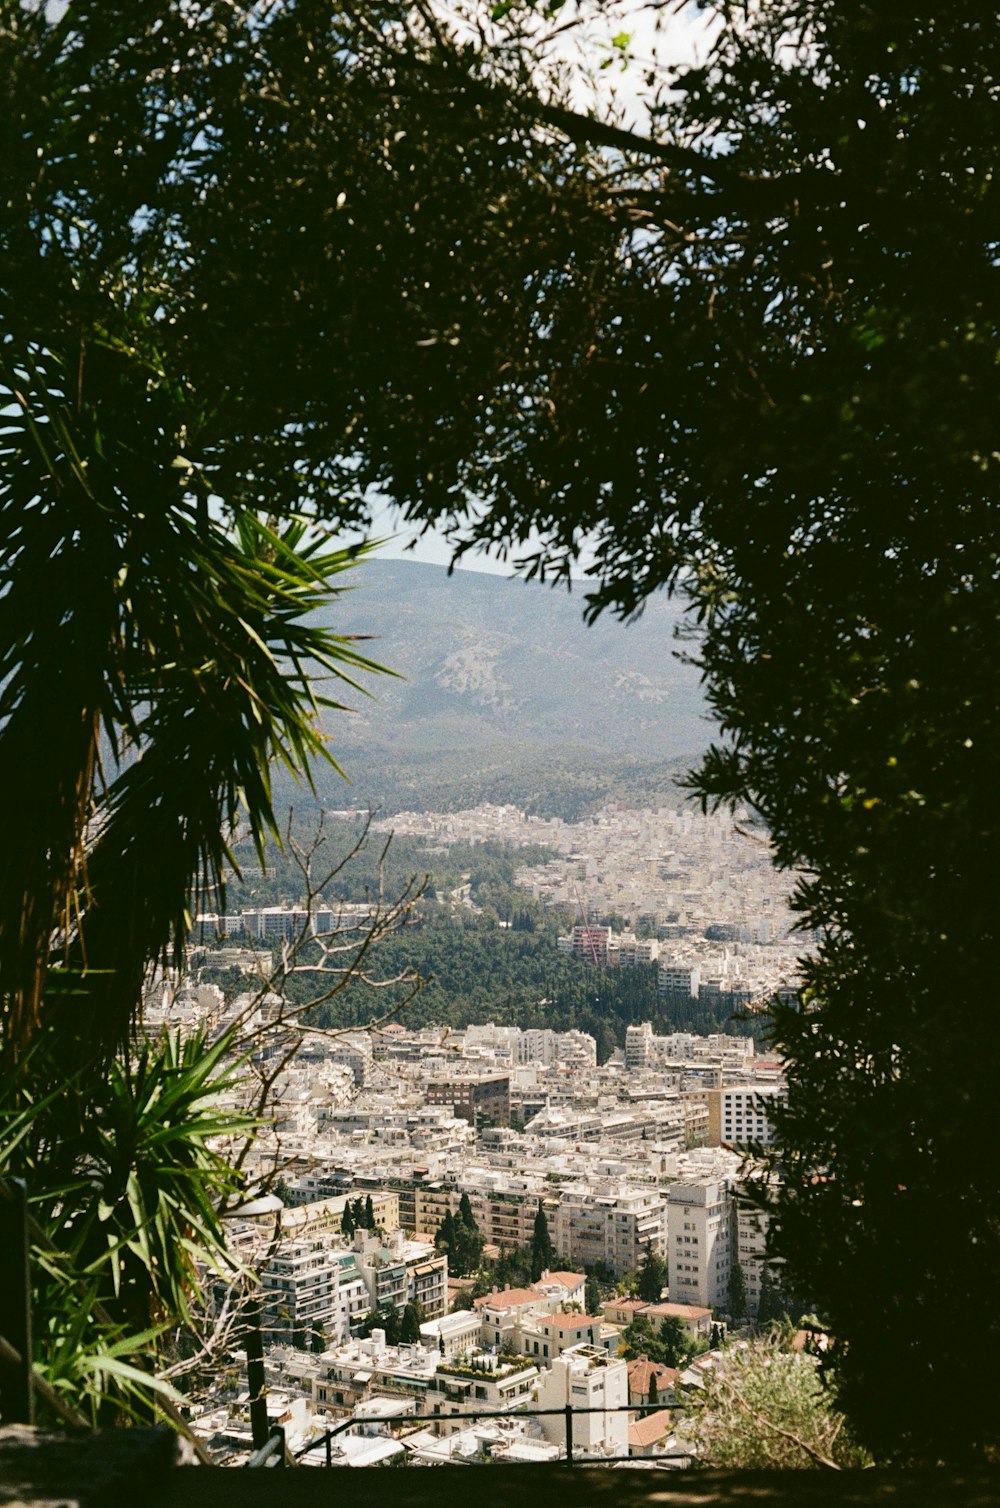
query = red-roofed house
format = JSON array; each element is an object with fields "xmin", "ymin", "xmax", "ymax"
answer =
[
  {"xmin": 603, "ymin": 1297, "xmax": 712, "ymax": 1338},
  {"xmin": 627, "ymin": 1407, "xmax": 676, "ymax": 1457},
  {"xmin": 475, "ymin": 1287, "xmax": 547, "ymax": 1349},
  {"xmin": 534, "ymin": 1270, "xmax": 587, "ymax": 1307},
  {"xmin": 626, "ymin": 1356, "xmax": 680, "ymax": 1407},
  {"xmin": 643, "ymin": 1301, "xmax": 713, "ymax": 1339},
  {"xmin": 518, "ymin": 1310, "xmax": 615, "ymax": 1364}
]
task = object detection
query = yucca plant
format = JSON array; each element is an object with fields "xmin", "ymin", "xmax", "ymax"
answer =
[{"xmin": 2, "ymin": 1022, "xmax": 258, "ymax": 1424}]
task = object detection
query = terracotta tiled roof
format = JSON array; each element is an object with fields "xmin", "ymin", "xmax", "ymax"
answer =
[
  {"xmin": 473, "ymin": 1287, "xmax": 544, "ymax": 1311},
  {"xmin": 628, "ymin": 1408, "xmax": 674, "ymax": 1449},
  {"xmin": 645, "ymin": 1301, "xmax": 712, "ymax": 1320},
  {"xmin": 627, "ymin": 1357, "xmax": 679, "ymax": 1396}
]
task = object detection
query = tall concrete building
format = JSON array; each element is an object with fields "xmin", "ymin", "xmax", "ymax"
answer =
[
  {"xmin": 706, "ymin": 1084, "xmax": 786, "ymax": 1148},
  {"xmin": 536, "ymin": 1346, "xmax": 629, "ymax": 1458},
  {"xmin": 666, "ymin": 1178, "xmax": 733, "ymax": 1311},
  {"xmin": 424, "ymin": 1073, "xmax": 511, "ymax": 1127}
]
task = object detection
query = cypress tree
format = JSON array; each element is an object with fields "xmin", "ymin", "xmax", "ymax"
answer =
[{"xmin": 530, "ymin": 1205, "xmax": 555, "ymax": 1281}]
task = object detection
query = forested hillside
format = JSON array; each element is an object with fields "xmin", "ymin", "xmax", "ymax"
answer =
[{"xmin": 214, "ymin": 829, "xmax": 753, "ymax": 1057}]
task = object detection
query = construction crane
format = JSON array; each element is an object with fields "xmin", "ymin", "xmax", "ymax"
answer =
[{"xmin": 573, "ymin": 885, "xmax": 603, "ymax": 967}]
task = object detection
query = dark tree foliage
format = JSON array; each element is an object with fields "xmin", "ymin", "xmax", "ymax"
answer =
[
  {"xmin": 636, "ymin": 1247, "xmax": 668, "ymax": 1304},
  {"xmin": 400, "ymin": 1301, "xmax": 424, "ymax": 1344},
  {"xmin": 5, "ymin": 0, "xmax": 998, "ymax": 1462},
  {"xmin": 728, "ymin": 1263, "xmax": 749, "ymax": 1326},
  {"xmin": 358, "ymin": 1306, "xmax": 403, "ymax": 1346},
  {"xmin": 435, "ymin": 1199, "xmax": 484, "ymax": 1277},
  {"xmin": 494, "ymin": 1245, "xmax": 535, "ymax": 1291},
  {"xmin": 621, "ymin": 1314, "xmax": 690, "ymax": 1369},
  {"xmin": 303, "ymin": 900, "xmax": 747, "ymax": 1045},
  {"xmin": 530, "ymin": 1206, "xmax": 556, "ymax": 1282}
]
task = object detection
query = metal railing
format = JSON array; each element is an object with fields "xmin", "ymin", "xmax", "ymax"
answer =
[
  {"xmin": 247, "ymin": 1425, "xmax": 287, "ymax": 1468},
  {"xmin": 291, "ymin": 1400, "xmax": 690, "ymax": 1468}
]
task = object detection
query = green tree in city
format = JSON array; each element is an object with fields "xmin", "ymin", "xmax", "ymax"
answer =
[
  {"xmin": 359, "ymin": 1306, "xmax": 402, "ymax": 1347},
  {"xmin": 728, "ymin": 1264, "xmax": 749, "ymax": 1327},
  {"xmin": 636, "ymin": 1247, "xmax": 668, "ymax": 1304},
  {"xmin": 400, "ymin": 1302, "xmax": 424, "ymax": 1345},
  {"xmin": 757, "ymin": 1270, "xmax": 790, "ymax": 1329},
  {"xmin": 435, "ymin": 1209, "xmax": 458, "ymax": 1261},
  {"xmin": 452, "ymin": 1195, "xmax": 485, "ymax": 1277},
  {"xmin": 620, "ymin": 1314, "xmax": 656, "ymax": 1363},
  {"xmin": 657, "ymin": 1318, "xmax": 692, "ymax": 1370},
  {"xmin": 530, "ymin": 1206, "xmax": 556, "ymax": 1283},
  {"xmin": 458, "ymin": 1193, "xmax": 476, "ymax": 1229}
]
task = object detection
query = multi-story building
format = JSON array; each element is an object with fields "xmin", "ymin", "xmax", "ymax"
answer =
[
  {"xmin": 424, "ymin": 1074, "xmax": 511, "ymax": 1128},
  {"xmin": 352, "ymin": 1229, "xmax": 448, "ymax": 1320},
  {"xmin": 607, "ymin": 933, "xmax": 660, "ymax": 967},
  {"xmin": 260, "ymin": 1237, "xmax": 340, "ymax": 1341},
  {"xmin": 625, "ymin": 1022, "xmax": 654, "ymax": 1071},
  {"xmin": 333, "ymin": 1251, "xmax": 371, "ymax": 1337},
  {"xmin": 536, "ymin": 1346, "xmax": 629, "ymax": 1458},
  {"xmin": 659, "ymin": 962, "xmax": 701, "ymax": 997},
  {"xmin": 734, "ymin": 1182, "xmax": 785, "ymax": 1318},
  {"xmin": 409, "ymin": 1252, "xmax": 449, "ymax": 1320},
  {"xmin": 277, "ymin": 1191, "xmax": 399, "ymax": 1239},
  {"xmin": 666, "ymin": 1178, "xmax": 734, "ymax": 1311},
  {"xmin": 326, "ymin": 1031, "xmax": 373, "ymax": 1086},
  {"xmin": 706, "ymin": 1084, "xmax": 786, "ymax": 1148},
  {"xmin": 552, "ymin": 1186, "xmax": 666, "ymax": 1277},
  {"xmin": 566, "ymin": 925, "xmax": 612, "ymax": 966}
]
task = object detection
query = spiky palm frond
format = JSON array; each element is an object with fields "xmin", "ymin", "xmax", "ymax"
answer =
[{"xmin": 0, "ymin": 336, "xmax": 388, "ymax": 1057}]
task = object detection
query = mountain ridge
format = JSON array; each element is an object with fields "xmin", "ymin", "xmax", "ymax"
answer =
[{"xmin": 316, "ymin": 557, "xmax": 708, "ymax": 765}]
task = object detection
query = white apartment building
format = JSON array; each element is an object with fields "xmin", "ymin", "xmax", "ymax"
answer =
[
  {"xmin": 625, "ymin": 1022, "xmax": 654, "ymax": 1071},
  {"xmin": 260, "ymin": 1236, "xmax": 341, "ymax": 1341},
  {"xmin": 707, "ymin": 1084, "xmax": 786, "ymax": 1148},
  {"xmin": 536, "ymin": 1346, "xmax": 629, "ymax": 1458},
  {"xmin": 659, "ymin": 963, "xmax": 701, "ymax": 997},
  {"xmin": 351, "ymin": 1229, "xmax": 448, "ymax": 1320},
  {"xmin": 607, "ymin": 933, "xmax": 660, "ymax": 967},
  {"xmin": 418, "ymin": 1309, "xmax": 481, "ymax": 1359},
  {"xmin": 626, "ymin": 1023, "xmax": 757, "ymax": 1076},
  {"xmin": 552, "ymin": 1186, "xmax": 666, "ymax": 1278},
  {"xmin": 666, "ymin": 1178, "xmax": 734, "ymax": 1311},
  {"xmin": 461, "ymin": 1024, "xmax": 598, "ymax": 1069}
]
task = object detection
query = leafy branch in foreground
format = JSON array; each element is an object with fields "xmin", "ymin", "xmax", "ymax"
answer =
[{"xmin": 677, "ymin": 1334, "xmax": 870, "ymax": 1472}]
